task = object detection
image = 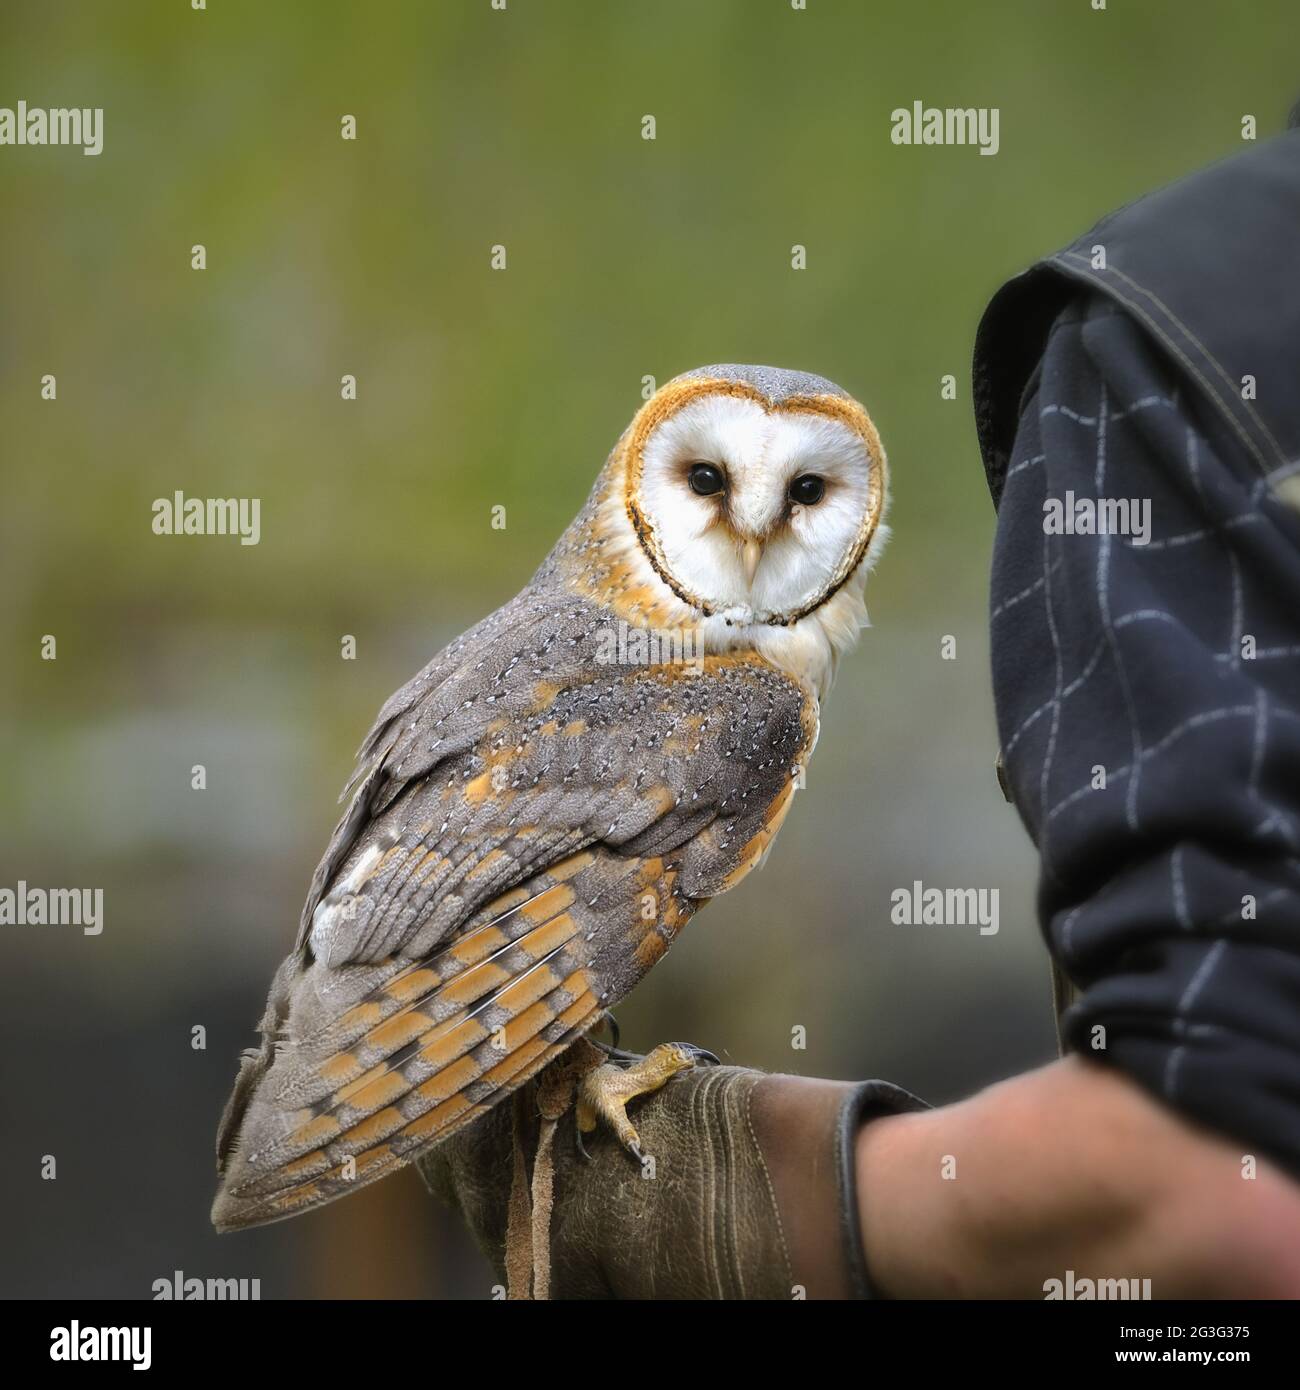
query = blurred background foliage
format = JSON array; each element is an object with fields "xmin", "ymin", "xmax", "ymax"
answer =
[{"xmin": 2, "ymin": 0, "xmax": 1296, "ymax": 1297}]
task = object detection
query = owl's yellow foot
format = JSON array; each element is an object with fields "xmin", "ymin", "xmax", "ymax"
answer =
[{"xmin": 576, "ymin": 1042, "xmax": 718, "ymax": 1162}]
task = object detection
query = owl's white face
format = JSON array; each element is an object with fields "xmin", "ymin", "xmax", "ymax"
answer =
[{"xmin": 630, "ymin": 390, "xmax": 884, "ymax": 628}]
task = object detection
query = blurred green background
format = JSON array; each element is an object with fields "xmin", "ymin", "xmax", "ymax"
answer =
[{"xmin": 2, "ymin": 0, "xmax": 1295, "ymax": 1298}]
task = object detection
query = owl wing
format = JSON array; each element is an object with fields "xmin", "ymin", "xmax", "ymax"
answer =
[{"xmin": 212, "ymin": 614, "xmax": 815, "ymax": 1230}]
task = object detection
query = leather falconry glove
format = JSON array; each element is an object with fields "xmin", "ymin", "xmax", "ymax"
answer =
[{"xmin": 419, "ymin": 1038, "xmax": 927, "ymax": 1300}]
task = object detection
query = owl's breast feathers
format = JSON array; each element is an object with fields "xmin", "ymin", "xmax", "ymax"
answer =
[{"xmin": 212, "ymin": 589, "xmax": 815, "ymax": 1229}]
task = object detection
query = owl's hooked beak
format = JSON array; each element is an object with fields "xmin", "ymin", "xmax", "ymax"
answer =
[{"xmin": 741, "ymin": 539, "xmax": 763, "ymax": 587}]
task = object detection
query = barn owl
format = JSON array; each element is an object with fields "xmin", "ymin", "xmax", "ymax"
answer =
[{"xmin": 212, "ymin": 364, "xmax": 889, "ymax": 1230}]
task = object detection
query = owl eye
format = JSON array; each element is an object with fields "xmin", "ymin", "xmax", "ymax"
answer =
[
  {"xmin": 687, "ymin": 462, "xmax": 726, "ymax": 497},
  {"xmin": 789, "ymin": 474, "xmax": 825, "ymax": 506}
]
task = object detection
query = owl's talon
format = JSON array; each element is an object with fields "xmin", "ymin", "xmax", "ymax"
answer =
[{"xmin": 575, "ymin": 1041, "xmax": 708, "ymax": 1162}]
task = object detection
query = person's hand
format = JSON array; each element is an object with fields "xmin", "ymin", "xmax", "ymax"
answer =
[{"xmin": 419, "ymin": 1039, "xmax": 925, "ymax": 1300}]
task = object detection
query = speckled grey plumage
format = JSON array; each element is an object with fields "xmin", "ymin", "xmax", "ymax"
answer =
[{"xmin": 672, "ymin": 363, "xmax": 851, "ymax": 403}]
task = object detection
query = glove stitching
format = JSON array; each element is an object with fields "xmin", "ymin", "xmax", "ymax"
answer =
[
  {"xmin": 698, "ymin": 1068, "xmax": 726, "ymax": 1299},
  {"xmin": 743, "ymin": 1078, "xmax": 795, "ymax": 1298},
  {"xmin": 716, "ymin": 1069, "xmax": 747, "ymax": 1300}
]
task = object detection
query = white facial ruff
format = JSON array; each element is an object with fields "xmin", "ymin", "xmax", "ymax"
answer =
[{"xmin": 593, "ymin": 382, "xmax": 890, "ymax": 699}]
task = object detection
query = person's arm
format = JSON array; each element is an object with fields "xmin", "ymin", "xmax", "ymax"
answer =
[
  {"xmin": 857, "ymin": 1056, "xmax": 1300, "ymax": 1298},
  {"xmin": 858, "ymin": 289, "xmax": 1300, "ymax": 1299}
]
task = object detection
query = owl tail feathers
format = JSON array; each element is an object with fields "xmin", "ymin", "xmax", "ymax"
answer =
[
  {"xmin": 212, "ymin": 953, "xmax": 301, "ymax": 1231},
  {"xmin": 211, "ymin": 871, "xmax": 610, "ymax": 1231}
]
